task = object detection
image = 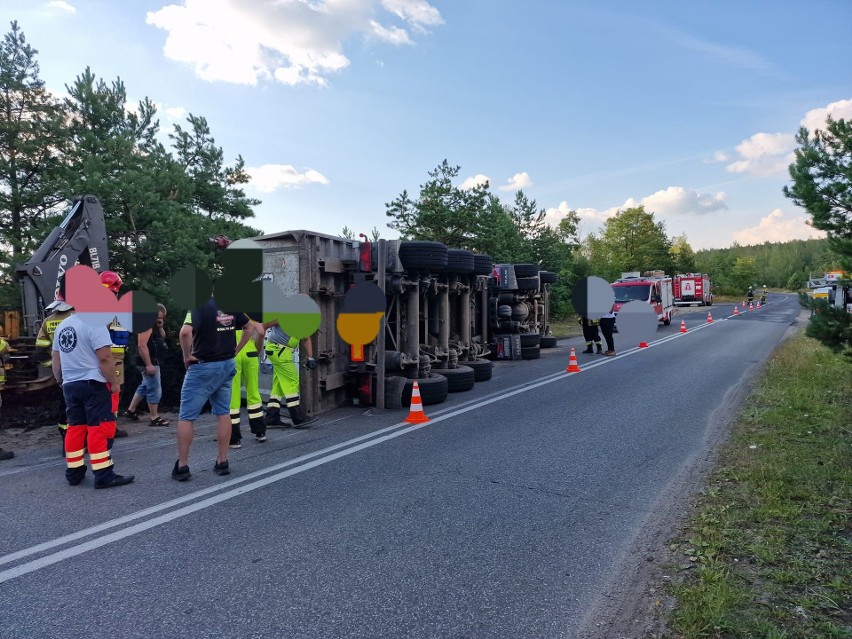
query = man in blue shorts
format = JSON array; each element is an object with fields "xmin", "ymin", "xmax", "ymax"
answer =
[{"xmin": 173, "ymin": 296, "xmax": 261, "ymax": 481}]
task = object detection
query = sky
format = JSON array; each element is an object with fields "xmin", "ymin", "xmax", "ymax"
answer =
[{"xmin": 6, "ymin": 0, "xmax": 852, "ymax": 250}]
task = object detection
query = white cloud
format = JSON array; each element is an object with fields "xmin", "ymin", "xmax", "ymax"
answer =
[
  {"xmin": 164, "ymin": 106, "xmax": 188, "ymax": 121},
  {"xmin": 639, "ymin": 186, "xmax": 728, "ymax": 216},
  {"xmin": 498, "ymin": 171, "xmax": 532, "ymax": 192},
  {"xmin": 246, "ymin": 164, "xmax": 329, "ymax": 192},
  {"xmin": 732, "ymin": 209, "xmax": 826, "ymax": 245},
  {"xmin": 146, "ymin": 0, "xmax": 442, "ymax": 87},
  {"xmin": 724, "ymin": 132, "xmax": 796, "ymax": 177},
  {"xmin": 459, "ymin": 174, "xmax": 490, "ymax": 190},
  {"xmin": 47, "ymin": 1, "xmax": 76, "ymax": 13},
  {"xmin": 800, "ymin": 98, "xmax": 852, "ymax": 134}
]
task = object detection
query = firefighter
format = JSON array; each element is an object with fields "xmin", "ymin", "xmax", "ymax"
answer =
[
  {"xmin": 746, "ymin": 286, "xmax": 754, "ymax": 303},
  {"xmin": 0, "ymin": 329, "xmax": 14, "ymax": 461},
  {"xmin": 579, "ymin": 315, "xmax": 603, "ymax": 354},
  {"xmin": 100, "ymin": 271, "xmax": 129, "ymax": 443},
  {"xmin": 262, "ymin": 319, "xmax": 318, "ymax": 429},
  {"xmin": 229, "ymin": 323, "xmax": 266, "ymax": 447},
  {"xmin": 761, "ymin": 285, "xmax": 768, "ymax": 304},
  {"xmin": 36, "ymin": 295, "xmax": 76, "ymax": 452}
]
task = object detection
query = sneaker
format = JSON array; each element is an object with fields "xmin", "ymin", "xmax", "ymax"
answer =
[
  {"xmin": 604, "ymin": 350, "xmax": 617, "ymax": 357},
  {"xmin": 171, "ymin": 460, "xmax": 191, "ymax": 482},
  {"xmin": 213, "ymin": 459, "xmax": 230, "ymax": 476},
  {"xmin": 255, "ymin": 433, "xmax": 267, "ymax": 443},
  {"xmin": 95, "ymin": 474, "xmax": 135, "ymax": 489},
  {"xmin": 581, "ymin": 347, "xmax": 593, "ymax": 354},
  {"xmin": 292, "ymin": 416, "xmax": 318, "ymax": 430},
  {"xmin": 228, "ymin": 440, "xmax": 242, "ymax": 449}
]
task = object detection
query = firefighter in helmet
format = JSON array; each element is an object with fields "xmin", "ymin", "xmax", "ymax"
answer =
[
  {"xmin": 746, "ymin": 286, "xmax": 754, "ymax": 303},
  {"xmin": 36, "ymin": 294, "xmax": 76, "ymax": 452},
  {"xmin": 100, "ymin": 271, "xmax": 129, "ymax": 442},
  {"xmin": 761, "ymin": 285, "xmax": 768, "ymax": 304}
]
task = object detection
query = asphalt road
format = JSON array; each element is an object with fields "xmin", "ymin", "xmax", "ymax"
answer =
[{"xmin": 0, "ymin": 294, "xmax": 802, "ymax": 638}]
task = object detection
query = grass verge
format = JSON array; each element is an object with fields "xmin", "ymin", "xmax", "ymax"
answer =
[
  {"xmin": 665, "ymin": 333, "xmax": 851, "ymax": 638},
  {"xmin": 549, "ymin": 317, "xmax": 583, "ymax": 339}
]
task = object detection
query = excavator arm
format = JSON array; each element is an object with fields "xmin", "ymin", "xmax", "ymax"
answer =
[{"xmin": 15, "ymin": 195, "xmax": 110, "ymax": 337}]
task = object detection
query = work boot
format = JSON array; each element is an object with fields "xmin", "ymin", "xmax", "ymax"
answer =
[
  {"xmin": 596, "ymin": 343, "xmax": 603, "ymax": 354},
  {"xmin": 264, "ymin": 405, "xmax": 281, "ymax": 427},
  {"xmin": 289, "ymin": 404, "xmax": 318, "ymax": 430},
  {"xmin": 582, "ymin": 344, "xmax": 593, "ymax": 354},
  {"xmin": 0, "ymin": 448, "xmax": 15, "ymax": 461},
  {"xmin": 229, "ymin": 423, "xmax": 242, "ymax": 449}
]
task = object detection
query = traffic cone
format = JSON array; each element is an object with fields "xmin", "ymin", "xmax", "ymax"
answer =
[
  {"xmin": 756, "ymin": 301, "xmax": 761, "ymax": 309},
  {"xmin": 565, "ymin": 347, "xmax": 581, "ymax": 373},
  {"xmin": 741, "ymin": 301, "xmax": 746, "ymax": 308},
  {"xmin": 707, "ymin": 311, "xmax": 713, "ymax": 323},
  {"xmin": 404, "ymin": 381, "xmax": 430, "ymax": 424},
  {"xmin": 749, "ymin": 302, "xmax": 754, "ymax": 311},
  {"xmin": 679, "ymin": 320, "xmax": 687, "ymax": 333},
  {"xmin": 639, "ymin": 341, "xmax": 648, "ymax": 348},
  {"xmin": 733, "ymin": 306, "xmax": 739, "ymax": 316}
]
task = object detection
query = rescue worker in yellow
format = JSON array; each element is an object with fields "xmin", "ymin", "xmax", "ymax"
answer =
[
  {"xmin": 36, "ymin": 295, "xmax": 76, "ymax": 452},
  {"xmin": 99, "ymin": 270, "xmax": 129, "ymax": 443},
  {"xmin": 262, "ymin": 319, "xmax": 318, "ymax": 429},
  {"xmin": 228, "ymin": 322, "xmax": 267, "ymax": 448},
  {"xmin": 0, "ymin": 329, "xmax": 14, "ymax": 460}
]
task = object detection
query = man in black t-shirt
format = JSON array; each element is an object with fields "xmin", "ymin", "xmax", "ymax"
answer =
[{"xmin": 172, "ymin": 296, "xmax": 261, "ymax": 481}]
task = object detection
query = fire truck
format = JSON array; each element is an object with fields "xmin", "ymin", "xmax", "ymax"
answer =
[
  {"xmin": 673, "ymin": 273, "xmax": 713, "ymax": 306},
  {"xmin": 611, "ymin": 271, "xmax": 675, "ymax": 325}
]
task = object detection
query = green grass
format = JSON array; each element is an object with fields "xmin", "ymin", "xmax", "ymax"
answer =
[
  {"xmin": 665, "ymin": 333, "xmax": 852, "ymax": 639},
  {"xmin": 549, "ymin": 316, "xmax": 583, "ymax": 339}
]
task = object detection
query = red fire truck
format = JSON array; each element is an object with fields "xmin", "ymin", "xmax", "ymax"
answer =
[
  {"xmin": 673, "ymin": 273, "xmax": 713, "ymax": 306},
  {"xmin": 611, "ymin": 271, "xmax": 675, "ymax": 325}
]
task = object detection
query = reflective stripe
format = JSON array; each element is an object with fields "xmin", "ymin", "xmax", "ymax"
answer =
[
  {"xmin": 66, "ymin": 458, "xmax": 85, "ymax": 469},
  {"xmin": 58, "ymin": 423, "xmax": 68, "ymax": 431},
  {"xmin": 91, "ymin": 459, "xmax": 114, "ymax": 471},
  {"xmin": 89, "ymin": 450, "xmax": 111, "ymax": 461},
  {"xmin": 285, "ymin": 394, "xmax": 300, "ymax": 408},
  {"xmin": 66, "ymin": 448, "xmax": 85, "ymax": 458}
]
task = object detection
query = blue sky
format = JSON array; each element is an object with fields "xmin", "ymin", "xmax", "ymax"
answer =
[{"xmin": 7, "ymin": 0, "xmax": 852, "ymax": 250}]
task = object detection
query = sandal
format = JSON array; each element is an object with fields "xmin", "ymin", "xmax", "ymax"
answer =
[
  {"xmin": 119, "ymin": 409, "xmax": 139, "ymax": 421},
  {"xmin": 149, "ymin": 416, "xmax": 170, "ymax": 427}
]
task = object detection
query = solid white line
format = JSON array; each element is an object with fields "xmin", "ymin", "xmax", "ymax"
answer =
[{"xmin": 0, "ymin": 297, "xmax": 792, "ymax": 581}]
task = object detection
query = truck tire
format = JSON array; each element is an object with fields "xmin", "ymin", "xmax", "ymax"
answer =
[
  {"xmin": 540, "ymin": 335, "xmax": 557, "ymax": 348},
  {"xmin": 516, "ymin": 276, "xmax": 540, "ymax": 291},
  {"xmin": 473, "ymin": 254, "xmax": 493, "ymax": 275},
  {"xmin": 520, "ymin": 332, "xmax": 540, "ymax": 348},
  {"xmin": 398, "ymin": 373, "xmax": 448, "ymax": 406},
  {"xmin": 513, "ymin": 263, "xmax": 539, "ymax": 278},
  {"xmin": 521, "ymin": 345, "xmax": 540, "ymax": 360},
  {"xmin": 510, "ymin": 302, "xmax": 530, "ymax": 322},
  {"xmin": 398, "ymin": 241, "xmax": 448, "ymax": 270},
  {"xmin": 499, "ymin": 320, "xmax": 521, "ymax": 333},
  {"xmin": 466, "ymin": 358, "xmax": 493, "ymax": 381},
  {"xmin": 538, "ymin": 271, "xmax": 558, "ymax": 284},
  {"xmin": 431, "ymin": 366, "xmax": 475, "ymax": 392},
  {"xmin": 445, "ymin": 248, "xmax": 475, "ymax": 273},
  {"xmin": 498, "ymin": 292, "xmax": 516, "ymax": 305}
]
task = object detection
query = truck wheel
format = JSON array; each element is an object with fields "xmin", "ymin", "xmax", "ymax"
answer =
[
  {"xmin": 540, "ymin": 335, "xmax": 557, "ymax": 348},
  {"xmin": 473, "ymin": 254, "xmax": 493, "ymax": 276},
  {"xmin": 520, "ymin": 332, "xmax": 540, "ymax": 348},
  {"xmin": 444, "ymin": 248, "xmax": 475, "ymax": 273},
  {"xmin": 466, "ymin": 358, "xmax": 493, "ymax": 381},
  {"xmin": 538, "ymin": 271, "xmax": 558, "ymax": 284},
  {"xmin": 398, "ymin": 373, "xmax": 448, "ymax": 406},
  {"xmin": 398, "ymin": 241, "xmax": 448, "ymax": 270},
  {"xmin": 521, "ymin": 345, "xmax": 540, "ymax": 360},
  {"xmin": 513, "ymin": 263, "xmax": 539, "ymax": 278},
  {"xmin": 516, "ymin": 276, "xmax": 540, "ymax": 291},
  {"xmin": 431, "ymin": 366, "xmax": 475, "ymax": 392}
]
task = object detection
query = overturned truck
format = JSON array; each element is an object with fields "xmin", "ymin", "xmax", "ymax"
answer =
[{"xmin": 251, "ymin": 232, "xmax": 558, "ymax": 417}]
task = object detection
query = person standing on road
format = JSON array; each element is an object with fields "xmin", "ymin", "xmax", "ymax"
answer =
[
  {"xmin": 228, "ymin": 322, "xmax": 266, "ymax": 448},
  {"xmin": 599, "ymin": 306, "xmax": 617, "ymax": 357},
  {"xmin": 262, "ymin": 319, "xmax": 318, "ymax": 429},
  {"xmin": 172, "ymin": 295, "xmax": 262, "ymax": 481},
  {"xmin": 51, "ymin": 312, "xmax": 134, "ymax": 488},
  {"xmin": 579, "ymin": 315, "xmax": 603, "ymax": 354},
  {"xmin": 0, "ymin": 330, "xmax": 14, "ymax": 461},
  {"xmin": 100, "ymin": 271, "xmax": 130, "ymax": 444},
  {"xmin": 35, "ymin": 296, "xmax": 76, "ymax": 452},
  {"xmin": 121, "ymin": 303, "xmax": 169, "ymax": 426}
]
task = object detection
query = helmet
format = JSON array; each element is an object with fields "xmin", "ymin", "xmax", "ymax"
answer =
[{"xmin": 100, "ymin": 271, "xmax": 122, "ymax": 293}]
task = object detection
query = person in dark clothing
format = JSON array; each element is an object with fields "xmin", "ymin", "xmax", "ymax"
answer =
[
  {"xmin": 122, "ymin": 304, "xmax": 169, "ymax": 425},
  {"xmin": 172, "ymin": 296, "xmax": 262, "ymax": 481},
  {"xmin": 579, "ymin": 316, "xmax": 603, "ymax": 354},
  {"xmin": 599, "ymin": 307, "xmax": 617, "ymax": 356}
]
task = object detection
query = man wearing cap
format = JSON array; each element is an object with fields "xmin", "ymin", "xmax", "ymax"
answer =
[{"xmin": 36, "ymin": 297, "xmax": 76, "ymax": 451}]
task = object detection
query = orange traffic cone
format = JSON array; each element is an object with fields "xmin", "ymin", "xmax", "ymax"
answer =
[
  {"xmin": 404, "ymin": 381, "xmax": 430, "ymax": 424},
  {"xmin": 639, "ymin": 341, "xmax": 648, "ymax": 348},
  {"xmin": 679, "ymin": 320, "xmax": 687, "ymax": 333},
  {"xmin": 707, "ymin": 311, "xmax": 713, "ymax": 323},
  {"xmin": 749, "ymin": 302, "xmax": 754, "ymax": 311},
  {"xmin": 565, "ymin": 347, "xmax": 581, "ymax": 373},
  {"xmin": 733, "ymin": 306, "xmax": 739, "ymax": 316},
  {"xmin": 756, "ymin": 301, "xmax": 761, "ymax": 309},
  {"xmin": 741, "ymin": 301, "xmax": 746, "ymax": 308}
]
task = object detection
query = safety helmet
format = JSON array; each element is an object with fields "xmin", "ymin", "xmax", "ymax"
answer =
[{"xmin": 99, "ymin": 271, "xmax": 122, "ymax": 293}]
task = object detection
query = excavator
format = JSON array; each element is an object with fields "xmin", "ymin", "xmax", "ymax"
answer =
[{"xmin": 5, "ymin": 195, "xmax": 111, "ymax": 392}]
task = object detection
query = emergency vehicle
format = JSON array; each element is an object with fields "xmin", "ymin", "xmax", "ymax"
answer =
[
  {"xmin": 611, "ymin": 271, "xmax": 675, "ymax": 325},
  {"xmin": 673, "ymin": 273, "xmax": 713, "ymax": 306}
]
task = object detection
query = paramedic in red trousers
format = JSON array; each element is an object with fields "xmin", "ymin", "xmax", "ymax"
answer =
[
  {"xmin": 51, "ymin": 312, "xmax": 134, "ymax": 488},
  {"xmin": 172, "ymin": 295, "xmax": 262, "ymax": 481}
]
